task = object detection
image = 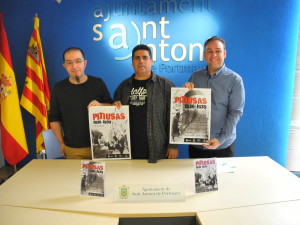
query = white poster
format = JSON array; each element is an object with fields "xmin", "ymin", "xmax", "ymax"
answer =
[
  {"xmin": 89, "ymin": 106, "xmax": 131, "ymax": 160},
  {"xmin": 170, "ymin": 87, "xmax": 211, "ymax": 145}
]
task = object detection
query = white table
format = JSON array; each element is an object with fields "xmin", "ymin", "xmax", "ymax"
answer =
[
  {"xmin": 0, "ymin": 157, "xmax": 299, "ymax": 224},
  {"xmin": 197, "ymin": 200, "xmax": 300, "ymax": 225},
  {"xmin": 0, "ymin": 206, "xmax": 118, "ymax": 225}
]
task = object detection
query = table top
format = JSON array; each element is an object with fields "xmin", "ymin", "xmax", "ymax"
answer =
[
  {"xmin": 0, "ymin": 156, "xmax": 299, "ymax": 217},
  {"xmin": 0, "ymin": 206, "xmax": 119, "ymax": 225},
  {"xmin": 197, "ymin": 200, "xmax": 300, "ymax": 225}
]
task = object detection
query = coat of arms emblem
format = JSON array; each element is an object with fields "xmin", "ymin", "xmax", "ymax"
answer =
[
  {"xmin": 0, "ymin": 72, "xmax": 13, "ymax": 102},
  {"xmin": 119, "ymin": 185, "xmax": 129, "ymax": 199}
]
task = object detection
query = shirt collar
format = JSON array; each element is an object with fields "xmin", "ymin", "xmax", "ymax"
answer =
[
  {"xmin": 129, "ymin": 72, "xmax": 157, "ymax": 84},
  {"xmin": 206, "ymin": 64, "xmax": 226, "ymax": 78}
]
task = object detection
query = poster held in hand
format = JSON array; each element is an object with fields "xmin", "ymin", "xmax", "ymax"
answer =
[
  {"xmin": 89, "ymin": 106, "xmax": 131, "ymax": 160},
  {"xmin": 170, "ymin": 87, "xmax": 211, "ymax": 145}
]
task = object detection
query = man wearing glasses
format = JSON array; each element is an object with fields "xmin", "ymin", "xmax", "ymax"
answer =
[{"xmin": 48, "ymin": 47, "xmax": 113, "ymax": 159}]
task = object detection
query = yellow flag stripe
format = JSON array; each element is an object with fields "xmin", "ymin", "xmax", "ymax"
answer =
[{"xmin": 36, "ymin": 129, "xmax": 45, "ymax": 152}]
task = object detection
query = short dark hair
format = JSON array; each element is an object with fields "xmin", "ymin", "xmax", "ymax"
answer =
[
  {"xmin": 63, "ymin": 47, "xmax": 85, "ymax": 62},
  {"xmin": 204, "ymin": 36, "xmax": 226, "ymax": 51},
  {"xmin": 132, "ymin": 44, "xmax": 152, "ymax": 60}
]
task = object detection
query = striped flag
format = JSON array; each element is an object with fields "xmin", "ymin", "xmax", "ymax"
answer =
[
  {"xmin": 0, "ymin": 13, "xmax": 29, "ymax": 166},
  {"xmin": 20, "ymin": 15, "xmax": 50, "ymax": 153}
]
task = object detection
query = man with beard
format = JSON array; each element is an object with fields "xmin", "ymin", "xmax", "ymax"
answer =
[{"xmin": 48, "ymin": 47, "xmax": 113, "ymax": 159}]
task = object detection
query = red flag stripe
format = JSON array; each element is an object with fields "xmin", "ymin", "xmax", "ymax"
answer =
[
  {"xmin": 36, "ymin": 120, "xmax": 45, "ymax": 136},
  {"xmin": 1, "ymin": 126, "xmax": 28, "ymax": 166},
  {"xmin": 22, "ymin": 86, "xmax": 47, "ymax": 117},
  {"xmin": 0, "ymin": 15, "xmax": 12, "ymax": 68},
  {"xmin": 32, "ymin": 28, "xmax": 38, "ymax": 41},
  {"xmin": 41, "ymin": 67, "xmax": 50, "ymax": 102}
]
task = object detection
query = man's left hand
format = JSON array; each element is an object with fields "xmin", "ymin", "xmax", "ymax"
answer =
[
  {"xmin": 166, "ymin": 148, "xmax": 178, "ymax": 159},
  {"xmin": 203, "ymin": 138, "xmax": 220, "ymax": 149},
  {"xmin": 87, "ymin": 100, "xmax": 102, "ymax": 109}
]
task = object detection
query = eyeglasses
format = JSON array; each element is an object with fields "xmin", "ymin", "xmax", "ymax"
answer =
[{"xmin": 64, "ymin": 59, "xmax": 84, "ymax": 66}]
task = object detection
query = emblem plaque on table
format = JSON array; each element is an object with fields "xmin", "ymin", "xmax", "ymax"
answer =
[
  {"xmin": 193, "ymin": 158, "xmax": 218, "ymax": 193},
  {"xmin": 114, "ymin": 183, "xmax": 185, "ymax": 202},
  {"xmin": 170, "ymin": 87, "xmax": 211, "ymax": 145},
  {"xmin": 88, "ymin": 106, "xmax": 131, "ymax": 160},
  {"xmin": 80, "ymin": 160, "xmax": 105, "ymax": 197}
]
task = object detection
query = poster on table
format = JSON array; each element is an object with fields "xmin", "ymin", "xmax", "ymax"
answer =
[
  {"xmin": 193, "ymin": 158, "xmax": 218, "ymax": 193},
  {"xmin": 81, "ymin": 160, "xmax": 105, "ymax": 197}
]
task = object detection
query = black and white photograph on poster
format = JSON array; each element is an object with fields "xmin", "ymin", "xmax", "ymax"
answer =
[
  {"xmin": 193, "ymin": 158, "xmax": 218, "ymax": 193},
  {"xmin": 81, "ymin": 160, "xmax": 105, "ymax": 197},
  {"xmin": 88, "ymin": 106, "xmax": 131, "ymax": 160},
  {"xmin": 170, "ymin": 87, "xmax": 211, "ymax": 145}
]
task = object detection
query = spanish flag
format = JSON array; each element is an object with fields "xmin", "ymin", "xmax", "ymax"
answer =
[
  {"xmin": 20, "ymin": 15, "xmax": 50, "ymax": 153},
  {"xmin": 0, "ymin": 13, "xmax": 29, "ymax": 166}
]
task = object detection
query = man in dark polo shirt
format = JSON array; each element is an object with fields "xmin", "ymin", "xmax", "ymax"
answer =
[{"xmin": 113, "ymin": 44, "xmax": 178, "ymax": 163}]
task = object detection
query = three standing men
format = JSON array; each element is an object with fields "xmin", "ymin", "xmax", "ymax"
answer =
[{"xmin": 49, "ymin": 36, "xmax": 245, "ymax": 161}]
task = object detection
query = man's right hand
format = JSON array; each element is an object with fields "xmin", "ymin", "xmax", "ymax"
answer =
[
  {"xmin": 60, "ymin": 143, "xmax": 66, "ymax": 158},
  {"xmin": 183, "ymin": 82, "xmax": 194, "ymax": 90},
  {"xmin": 113, "ymin": 101, "xmax": 122, "ymax": 109}
]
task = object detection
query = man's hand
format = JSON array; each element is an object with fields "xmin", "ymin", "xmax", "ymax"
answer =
[
  {"xmin": 166, "ymin": 148, "xmax": 178, "ymax": 159},
  {"xmin": 87, "ymin": 100, "xmax": 102, "ymax": 109},
  {"xmin": 60, "ymin": 143, "xmax": 66, "ymax": 158},
  {"xmin": 203, "ymin": 138, "xmax": 220, "ymax": 149},
  {"xmin": 113, "ymin": 101, "xmax": 123, "ymax": 109},
  {"xmin": 182, "ymin": 82, "xmax": 194, "ymax": 90}
]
